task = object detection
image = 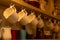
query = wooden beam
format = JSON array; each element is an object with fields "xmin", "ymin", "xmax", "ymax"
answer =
[
  {"xmin": 12, "ymin": 0, "xmax": 60, "ymax": 20},
  {"xmin": 0, "ymin": 0, "xmax": 60, "ymax": 20}
]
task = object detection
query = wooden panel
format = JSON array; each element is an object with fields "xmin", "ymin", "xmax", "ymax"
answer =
[
  {"xmin": 0, "ymin": 0, "xmax": 11, "ymax": 6},
  {"xmin": 55, "ymin": 0, "xmax": 60, "ymax": 9},
  {"xmin": 0, "ymin": 5, "xmax": 6, "ymax": 18},
  {"xmin": 46, "ymin": 0, "xmax": 54, "ymax": 14}
]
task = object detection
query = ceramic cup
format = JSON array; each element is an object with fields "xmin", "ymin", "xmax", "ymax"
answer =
[
  {"xmin": 3, "ymin": 5, "xmax": 18, "ymax": 24},
  {"xmin": 2, "ymin": 27, "xmax": 11, "ymax": 40},
  {"xmin": 18, "ymin": 9, "xmax": 29, "ymax": 25}
]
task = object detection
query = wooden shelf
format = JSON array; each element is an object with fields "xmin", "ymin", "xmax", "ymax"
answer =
[
  {"xmin": 0, "ymin": 0, "xmax": 60, "ymax": 20},
  {"xmin": 12, "ymin": 0, "xmax": 60, "ymax": 20}
]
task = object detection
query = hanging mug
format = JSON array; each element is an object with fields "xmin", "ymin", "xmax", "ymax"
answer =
[
  {"xmin": 47, "ymin": 19, "xmax": 54, "ymax": 30},
  {"xmin": 25, "ymin": 13, "xmax": 38, "ymax": 37},
  {"xmin": 25, "ymin": 13, "xmax": 36, "ymax": 34},
  {"xmin": 53, "ymin": 20, "xmax": 60, "ymax": 33},
  {"xmin": 30, "ymin": 15, "xmax": 38, "ymax": 31},
  {"xmin": 30, "ymin": 17, "xmax": 38, "ymax": 37},
  {"xmin": 27, "ymin": 12, "xmax": 36, "ymax": 23},
  {"xmin": 38, "ymin": 16, "xmax": 44, "ymax": 28},
  {"xmin": 31, "ymin": 17, "xmax": 38, "ymax": 28},
  {"xmin": 3, "ymin": 5, "xmax": 18, "ymax": 24},
  {"xmin": 26, "ymin": 24, "xmax": 33, "ymax": 35},
  {"xmin": 2, "ymin": 27, "xmax": 11, "ymax": 40},
  {"xmin": 53, "ymin": 24, "xmax": 60, "ymax": 33},
  {"xmin": 31, "ymin": 17, "xmax": 38, "ymax": 27},
  {"xmin": 31, "ymin": 17, "xmax": 38, "ymax": 36},
  {"xmin": 18, "ymin": 9, "xmax": 29, "ymax": 25}
]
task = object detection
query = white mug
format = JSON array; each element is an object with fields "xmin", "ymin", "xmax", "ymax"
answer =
[
  {"xmin": 47, "ymin": 19, "xmax": 54, "ymax": 31},
  {"xmin": 38, "ymin": 18, "xmax": 44, "ymax": 28},
  {"xmin": 18, "ymin": 9, "xmax": 29, "ymax": 25},
  {"xmin": 2, "ymin": 27, "xmax": 11, "ymax": 40},
  {"xmin": 30, "ymin": 12, "xmax": 38, "ymax": 26},
  {"xmin": 53, "ymin": 24, "xmax": 60, "ymax": 33},
  {"xmin": 3, "ymin": 5, "xmax": 18, "ymax": 24},
  {"xmin": 25, "ymin": 13, "xmax": 37, "ymax": 36},
  {"xmin": 25, "ymin": 24, "xmax": 33, "ymax": 35},
  {"xmin": 27, "ymin": 12, "xmax": 36, "ymax": 23}
]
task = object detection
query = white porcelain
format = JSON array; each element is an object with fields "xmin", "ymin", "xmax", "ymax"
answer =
[
  {"xmin": 18, "ymin": 9, "xmax": 29, "ymax": 25},
  {"xmin": 27, "ymin": 13, "xmax": 38, "ymax": 36},
  {"xmin": 2, "ymin": 27, "xmax": 11, "ymax": 40},
  {"xmin": 25, "ymin": 24, "xmax": 33, "ymax": 34},
  {"xmin": 18, "ymin": 9, "xmax": 27, "ymax": 22},
  {"xmin": 47, "ymin": 19, "xmax": 54, "ymax": 30},
  {"xmin": 53, "ymin": 24, "xmax": 60, "ymax": 33},
  {"xmin": 25, "ymin": 19, "xmax": 38, "ymax": 36},
  {"xmin": 25, "ymin": 13, "xmax": 37, "ymax": 36},
  {"xmin": 48, "ymin": 22, "xmax": 54, "ymax": 30},
  {"xmin": 27, "ymin": 12, "xmax": 36, "ymax": 23},
  {"xmin": 31, "ymin": 17, "xmax": 38, "ymax": 26},
  {"xmin": 38, "ymin": 17, "xmax": 44, "ymax": 28},
  {"xmin": 53, "ymin": 20, "xmax": 60, "ymax": 32},
  {"xmin": 3, "ymin": 5, "xmax": 18, "ymax": 24}
]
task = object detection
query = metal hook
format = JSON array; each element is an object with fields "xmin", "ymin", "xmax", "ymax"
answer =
[
  {"xmin": 31, "ymin": 12, "xmax": 35, "ymax": 15},
  {"xmin": 22, "ymin": 9, "xmax": 28, "ymax": 15},
  {"xmin": 10, "ymin": 4, "xmax": 15, "ymax": 8},
  {"xmin": 10, "ymin": 0, "xmax": 15, "ymax": 8}
]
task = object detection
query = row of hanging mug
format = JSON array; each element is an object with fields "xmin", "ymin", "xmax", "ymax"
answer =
[
  {"xmin": 2, "ymin": 5, "xmax": 38, "ymax": 39},
  {"xmin": 2, "ymin": 5, "xmax": 60, "ymax": 39},
  {"xmin": 43, "ymin": 19, "xmax": 60, "ymax": 39},
  {"xmin": 3, "ymin": 5, "xmax": 38, "ymax": 25}
]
